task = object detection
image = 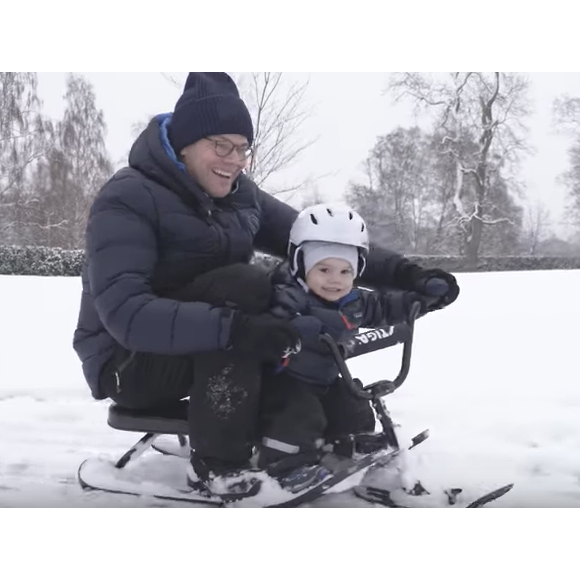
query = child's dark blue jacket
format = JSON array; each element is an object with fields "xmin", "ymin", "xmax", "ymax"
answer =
[{"xmin": 270, "ymin": 262, "xmax": 416, "ymax": 386}]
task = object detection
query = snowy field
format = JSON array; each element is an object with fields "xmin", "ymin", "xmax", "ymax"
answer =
[{"xmin": 0, "ymin": 269, "xmax": 579, "ymax": 508}]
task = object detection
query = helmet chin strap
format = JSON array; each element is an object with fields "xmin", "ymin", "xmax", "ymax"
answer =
[
  {"xmin": 358, "ymin": 255, "xmax": 367, "ymax": 278},
  {"xmin": 289, "ymin": 244, "xmax": 302, "ymax": 277},
  {"xmin": 297, "ymin": 276, "xmax": 310, "ymax": 293},
  {"xmin": 290, "ymin": 245, "xmax": 310, "ymax": 291}
]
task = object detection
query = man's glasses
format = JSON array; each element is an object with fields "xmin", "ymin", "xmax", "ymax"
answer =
[{"xmin": 205, "ymin": 137, "xmax": 253, "ymax": 162}]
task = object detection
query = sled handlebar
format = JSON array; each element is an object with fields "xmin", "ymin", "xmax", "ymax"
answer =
[{"xmin": 320, "ymin": 301, "xmax": 422, "ymax": 401}]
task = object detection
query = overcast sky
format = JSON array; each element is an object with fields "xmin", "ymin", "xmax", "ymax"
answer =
[{"xmin": 36, "ymin": 72, "xmax": 580, "ymax": 234}]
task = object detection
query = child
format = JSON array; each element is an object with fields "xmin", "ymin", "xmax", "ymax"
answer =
[{"xmin": 257, "ymin": 203, "xmax": 427, "ymax": 492}]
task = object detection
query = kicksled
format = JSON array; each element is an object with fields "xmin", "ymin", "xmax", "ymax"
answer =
[{"xmin": 78, "ymin": 303, "xmax": 514, "ymax": 508}]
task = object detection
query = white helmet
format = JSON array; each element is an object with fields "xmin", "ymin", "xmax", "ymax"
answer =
[{"xmin": 288, "ymin": 203, "xmax": 369, "ymax": 279}]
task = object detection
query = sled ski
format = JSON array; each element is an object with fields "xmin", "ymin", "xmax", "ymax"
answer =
[
  {"xmin": 353, "ymin": 482, "xmax": 514, "ymax": 508},
  {"xmin": 78, "ymin": 449, "xmax": 513, "ymax": 509},
  {"xmin": 465, "ymin": 484, "xmax": 515, "ymax": 508},
  {"xmin": 78, "ymin": 456, "xmax": 224, "ymax": 506}
]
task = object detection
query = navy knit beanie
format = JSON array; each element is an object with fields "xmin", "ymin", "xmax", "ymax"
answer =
[{"xmin": 169, "ymin": 72, "xmax": 254, "ymax": 153}]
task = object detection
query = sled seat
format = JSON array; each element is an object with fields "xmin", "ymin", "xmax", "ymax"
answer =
[{"xmin": 108, "ymin": 400, "xmax": 188, "ymax": 436}]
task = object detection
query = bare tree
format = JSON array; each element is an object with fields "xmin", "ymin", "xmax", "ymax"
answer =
[
  {"xmin": 388, "ymin": 72, "xmax": 531, "ymax": 266},
  {"xmin": 553, "ymin": 95, "xmax": 580, "ymax": 132},
  {"xmin": 522, "ymin": 200, "xmax": 551, "ymax": 255},
  {"xmin": 29, "ymin": 74, "xmax": 113, "ymax": 249},
  {"xmin": 553, "ymin": 94, "xmax": 580, "ymax": 228},
  {"xmin": 237, "ymin": 73, "xmax": 315, "ymax": 195},
  {"xmin": 0, "ymin": 73, "xmax": 53, "ymax": 244},
  {"xmin": 162, "ymin": 72, "xmax": 316, "ymax": 197},
  {"xmin": 347, "ymin": 127, "xmax": 441, "ymax": 253},
  {"xmin": 560, "ymin": 142, "xmax": 580, "ymax": 228}
]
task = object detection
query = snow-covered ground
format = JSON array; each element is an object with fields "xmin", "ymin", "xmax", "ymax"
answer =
[{"xmin": 1, "ymin": 269, "xmax": 579, "ymax": 507}]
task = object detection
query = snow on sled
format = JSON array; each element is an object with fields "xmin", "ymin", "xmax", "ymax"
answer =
[{"xmin": 78, "ymin": 303, "xmax": 514, "ymax": 508}]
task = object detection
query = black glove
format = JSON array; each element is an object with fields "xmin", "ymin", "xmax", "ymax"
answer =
[
  {"xmin": 382, "ymin": 291, "xmax": 428, "ymax": 324},
  {"xmin": 405, "ymin": 267, "xmax": 460, "ymax": 311},
  {"xmin": 229, "ymin": 313, "xmax": 302, "ymax": 364}
]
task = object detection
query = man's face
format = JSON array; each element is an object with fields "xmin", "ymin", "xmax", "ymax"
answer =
[{"xmin": 180, "ymin": 134, "xmax": 251, "ymax": 198}]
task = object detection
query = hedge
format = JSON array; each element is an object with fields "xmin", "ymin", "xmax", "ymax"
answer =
[{"xmin": 1, "ymin": 245, "xmax": 579, "ymax": 277}]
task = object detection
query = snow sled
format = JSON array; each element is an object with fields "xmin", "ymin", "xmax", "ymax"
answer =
[{"xmin": 78, "ymin": 304, "xmax": 514, "ymax": 508}]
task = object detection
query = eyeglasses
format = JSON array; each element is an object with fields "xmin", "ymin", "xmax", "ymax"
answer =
[{"xmin": 204, "ymin": 137, "xmax": 253, "ymax": 162}]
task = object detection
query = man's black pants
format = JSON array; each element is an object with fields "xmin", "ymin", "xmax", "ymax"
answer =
[{"xmin": 100, "ymin": 264, "xmax": 272, "ymax": 469}]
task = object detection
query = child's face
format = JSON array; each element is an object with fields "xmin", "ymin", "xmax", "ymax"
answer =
[{"xmin": 305, "ymin": 258, "xmax": 355, "ymax": 302}]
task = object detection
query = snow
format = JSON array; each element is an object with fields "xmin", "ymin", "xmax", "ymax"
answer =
[{"xmin": 0, "ymin": 269, "xmax": 579, "ymax": 507}]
